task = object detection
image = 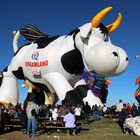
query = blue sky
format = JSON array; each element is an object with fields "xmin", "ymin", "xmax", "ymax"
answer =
[{"xmin": 0, "ymin": 0, "xmax": 140, "ymax": 106}]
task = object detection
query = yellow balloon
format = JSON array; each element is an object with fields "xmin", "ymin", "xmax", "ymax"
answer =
[{"xmin": 12, "ymin": 30, "xmax": 16, "ymax": 36}]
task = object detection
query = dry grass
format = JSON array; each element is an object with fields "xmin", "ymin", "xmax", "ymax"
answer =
[{"xmin": 0, "ymin": 118, "xmax": 140, "ymax": 140}]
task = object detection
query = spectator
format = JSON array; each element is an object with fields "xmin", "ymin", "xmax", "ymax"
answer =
[
  {"xmin": 126, "ymin": 103, "xmax": 132, "ymax": 115},
  {"xmin": 110, "ymin": 105, "xmax": 117, "ymax": 118},
  {"xmin": 118, "ymin": 103, "xmax": 129, "ymax": 130},
  {"xmin": 132, "ymin": 103, "xmax": 138, "ymax": 117},
  {"xmin": 20, "ymin": 105, "xmax": 27, "ymax": 133},
  {"xmin": 50, "ymin": 106, "xmax": 58, "ymax": 120},
  {"xmin": 98, "ymin": 105, "xmax": 103, "ymax": 117},
  {"xmin": 0, "ymin": 103, "xmax": 3, "ymax": 121},
  {"xmin": 63, "ymin": 108, "xmax": 76, "ymax": 136},
  {"xmin": 2, "ymin": 108, "xmax": 11, "ymax": 124},
  {"xmin": 13, "ymin": 109, "xmax": 19, "ymax": 119},
  {"xmin": 92, "ymin": 104, "xmax": 99, "ymax": 121},
  {"xmin": 103, "ymin": 104, "xmax": 107, "ymax": 117},
  {"xmin": 83, "ymin": 102, "xmax": 91, "ymax": 123},
  {"xmin": 74, "ymin": 104, "xmax": 82, "ymax": 120},
  {"xmin": 116, "ymin": 99, "xmax": 123, "ymax": 113},
  {"xmin": 44, "ymin": 105, "xmax": 49, "ymax": 117},
  {"xmin": 58, "ymin": 104, "xmax": 69, "ymax": 121},
  {"xmin": 138, "ymin": 104, "xmax": 140, "ymax": 116},
  {"xmin": 26, "ymin": 101, "xmax": 39, "ymax": 138}
]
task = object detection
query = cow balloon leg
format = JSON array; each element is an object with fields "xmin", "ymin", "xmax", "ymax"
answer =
[
  {"xmin": 0, "ymin": 69, "xmax": 19, "ymax": 105},
  {"xmin": 74, "ymin": 79, "xmax": 103, "ymax": 108},
  {"xmin": 43, "ymin": 72, "xmax": 84, "ymax": 106}
]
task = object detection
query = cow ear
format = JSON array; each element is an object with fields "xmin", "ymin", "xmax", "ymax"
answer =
[{"xmin": 79, "ymin": 23, "xmax": 92, "ymax": 38}]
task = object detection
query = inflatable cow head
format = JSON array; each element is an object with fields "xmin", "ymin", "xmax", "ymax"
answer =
[{"xmin": 75, "ymin": 7, "xmax": 128, "ymax": 77}]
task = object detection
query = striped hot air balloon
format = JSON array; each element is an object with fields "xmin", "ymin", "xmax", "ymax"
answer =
[
  {"xmin": 82, "ymin": 68, "xmax": 111, "ymax": 103},
  {"xmin": 135, "ymin": 76, "xmax": 140, "ymax": 104}
]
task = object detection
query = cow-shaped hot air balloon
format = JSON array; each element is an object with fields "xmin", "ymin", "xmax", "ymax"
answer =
[{"xmin": 0, "ymin": 7, "xmax": 128, "ymax": 107}]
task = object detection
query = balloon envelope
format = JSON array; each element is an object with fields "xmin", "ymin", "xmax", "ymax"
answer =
[
  {"xmin": 135, "ymin": 76, "xmax": 140, "ymax": 85},
  {"xmin": 135, "ymin": 88, "xmax": 140, "ymax": 104}
]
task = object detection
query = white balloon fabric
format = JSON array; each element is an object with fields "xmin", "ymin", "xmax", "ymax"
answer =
[
  {"xmin": 0, "ymin": 72, "xmax": 19, "ymax": 104},
  {"xmin": 123, "ymin": 117, "xmax": 140, "ymax": 136}
]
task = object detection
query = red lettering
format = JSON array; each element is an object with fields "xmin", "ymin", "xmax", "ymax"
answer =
[{"xmin": 25, "ymin": 60, "xmax": 48, "ymax": 67}]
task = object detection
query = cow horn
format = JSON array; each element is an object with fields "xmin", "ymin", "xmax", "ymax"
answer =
[
  {"xmin": 106, "ymin": 13, "xmax": 122, "ymax": 33},
  {"xmin": 91, "ymin": 6, "xmax": 112, "ymax": 28}
]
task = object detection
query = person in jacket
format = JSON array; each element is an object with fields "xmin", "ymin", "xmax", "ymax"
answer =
[
  {"xmin": 118, "ymin": 103, "xmax": 129, "ymax": 130},
  {"xmin": 26, "ymin": 101, "xmax": 39, "ymax": 138},
  {"xmin": 63, "ymin": 108, "xmax": 76, "ymax": 136}
]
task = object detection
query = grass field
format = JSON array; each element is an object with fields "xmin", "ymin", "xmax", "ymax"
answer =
[{"xmin": 0, "ymin": 118, "xmax": 140, "ymax": 140}]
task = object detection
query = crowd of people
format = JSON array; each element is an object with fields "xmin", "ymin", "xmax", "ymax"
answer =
[
  {"xmin": 0, "ymin": 101, "xmax": 102, "ymax": 138},
  {"xmin": 116, "ymin": 100, "xmax": 140, "ymax": 131},
  {"xmin": 0, "ymin": 99, "xmax": 140, "ymax": 138},
  {"xmin": 101, "ymin": 99, "xmax": 140, "ymax": 134}
]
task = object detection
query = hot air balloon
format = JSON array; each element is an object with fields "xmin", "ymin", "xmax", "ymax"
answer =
[
  {"xmin": 135, "ymin": 76, "xmax": 140, "ymax": 104},
  {"xmin": 82, "ymin": 68, "xmax": 111, "ymax": 103}
]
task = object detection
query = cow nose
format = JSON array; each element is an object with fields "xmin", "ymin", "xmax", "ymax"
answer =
[
  {"xmin": 126, "ymin": 57, "xmax": 128, "ymax": 61},
  {"xmin": 112, "ymin": 52, "xmax": 118, "ymax": 57}
]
